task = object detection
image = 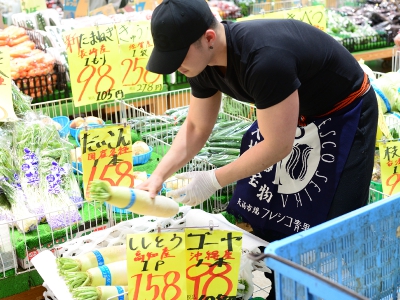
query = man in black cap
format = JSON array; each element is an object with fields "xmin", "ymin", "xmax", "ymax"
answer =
[{"xmin": 139, "ymin": 0, "xmax": 378, "ymax": 298}]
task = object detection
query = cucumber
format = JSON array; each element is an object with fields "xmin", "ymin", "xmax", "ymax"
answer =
[
  {"xmin": 36, "ymin": 13, "xmax": 46, "ymax": 30},
  {"xmin": 207, "ymin": 141, "xmax": 242, "ymax": 148},
  {"xmin": 25, "ymin": 20, "xmax": 35, "ymax": 30},
  {"xmin": 203, "ymin": 147, "xmax": 240, "ymax": 156}
]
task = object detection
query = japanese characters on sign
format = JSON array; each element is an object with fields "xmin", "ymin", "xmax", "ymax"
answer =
[
  {"xmin": 127, "ymin": 229, "xmax": 242, "ymax": 300},
  {"xmin": 379, "ymin": 141, "xmax": 400, "ymax": 196},
  {"xmin": 80, "ymin": 125, "xmax": 134, "ymax": 199},
  {"xmin": 62, "ymin": 25, "xmax": 124, "ymax": 107},
  {"xmin": 116, "ymin": 20, "xmax": 163, "ymax": 95},
  {"xmin": 0, "ymin": 48, "xmax": 18, "ymax": 122},
  {"xmin": 127, "ymin": 232, "xmax": 187, "ymax": 300},
  {"xmin": 237, "ymin": 5, "xmax": 326, "ymax": 31},
  {"xmin": 185, "ymin": 229, "xmax": 242, "ymax": 300},
  {"xmin": 20, "ymin": 0, "xmax": 47, "ymax": 14}
]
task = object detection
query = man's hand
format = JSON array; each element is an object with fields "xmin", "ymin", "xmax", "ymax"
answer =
[{"xmin": 166, "ymin": 169, "xmax": 222, "ymax": 206}]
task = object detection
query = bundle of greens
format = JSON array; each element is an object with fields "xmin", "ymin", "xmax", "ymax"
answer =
[
  {"xmin": 11, "ymin": 81, "xmax": 32, "ymax": 116},
  {"xmin": 13, "ymin": 113, "xmax": 82, "ymax": 230},
  {"xmin": 35, "ymin": 115, "xmax": 82, "ymax": 230},
  {"xmin": 0, "ymin": 127, "xmax": 37, "ymax": 232},
  {"xmin": 13, "ymin": 117, "xmax": 46, "ymax": 222}
]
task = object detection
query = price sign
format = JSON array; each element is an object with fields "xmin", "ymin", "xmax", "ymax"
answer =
[
  {"xmin": 237, "ymin": 5, "xmax": 326, "ymax": 31},
  {"xmin": 116, "ymin": 21, "xmax": 163, "ymax": 95},
  {"xmin": 379, "ymin": 141, "xmax": 400, "ymax": 196},
  {"xmin": 185, "ymin": 229, "xmax": 242, "ymax": 300},
  {"xmin": 20, "ymin": 0, "xmax": 47, "ymax": 14},
  {"xmin": 62, "ymin": 25, "xmax": 123, "ymax": 107},
  {"xmin": 127, "ymin": 232, "xmax": 187, "ymax": 300},
  {"xmin": 80, "ymin": 125, "xmax": 134, "ymax": 199},
  {"xmin": 0, "ymin": 48, "xmax": 18, "ymax": 122}
]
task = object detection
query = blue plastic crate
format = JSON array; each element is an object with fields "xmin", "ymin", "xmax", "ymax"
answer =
[
  {"xmin": 133, "ymin": 146, "xmax": 153, "ymax": 165},
  {"xmin": 263, "ymin": 194, "xmax": 400, "ymax": 300},
  {"xmin": 52, "ymin": 116, "xmax": 70, "ymax": 138}
]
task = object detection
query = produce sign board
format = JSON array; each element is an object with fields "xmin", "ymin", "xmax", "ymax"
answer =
[
  {"xmin": 62, "ymin": 24, "xmax": 124, "ymax": 107},
  {"xmin": 237, "ymin": 5, "xmax": 326, "ymax": 31},
  {"xmin": 127, "ymin": 232, "xmax": 187, "ymax": 299},
  {"xmin": 116, "ymin": 20, "xmax": 163, "ymax": 95},
  {"xmin": 0, "ymin": 47, "xmax": 18, "ymax": 121},
  {"xmin": 127, "ymin": 229, "xmax": 242, "ymax": 300},
  {"xmin": 379, "ymin": 140, "xmax": 400, "ymax": 196},
  {"xmin": 20, "ymin": 0, "xmax": 46, "ymax": 14},
  {"xmin": 80, "ymin": 125, "xmax": 134, "ymax": 199}
]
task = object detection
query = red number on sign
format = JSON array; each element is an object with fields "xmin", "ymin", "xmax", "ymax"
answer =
[
  {"xmin": 115, "ymin": 161, "xmax": 135, "ymax": 187},
  {"xmin": 76, "ymin": 65, "xmax": 115, "ymax": 101},
  {"xmin": 131, "ymin": 271, "xmax": 182, "ymax": 300},
  {"xmin": 187, "ymin": 263, "xmax": 233, "ymax": 299},
  {"xmin": 77, "ymin": 65, "xmax": 96, "ymax": 101},
  {"xmin": 386, "ymin": 173, "xmax": 400, "ymax": 195},
  {"xmin": 121, "ymin": 58, "xmax": 161, "ymax": 87},
  {"xmin": 95, "ymin": 65, "xmax": 115, "ymax": 93}
]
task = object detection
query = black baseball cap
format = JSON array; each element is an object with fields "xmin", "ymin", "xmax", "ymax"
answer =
[{"xmin": 146, "ymin": 0, "xmax": 215, "ymax": 74}]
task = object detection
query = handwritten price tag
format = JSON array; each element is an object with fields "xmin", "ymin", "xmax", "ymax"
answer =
[
  {"xmin": 237, "ymin": 5, "xmax": 326, "ymax": 31},
  {"xmin": 185, "ymin": 229, "xmax": 242, "ymax": 300},
  {"xmin": 127, "ymin": 232, "xmax": 187, "ymax": 300},
  {"xmin": 80, "ymin": 125, "xmax": 134, "ymax": 199},
  {"xmin": 379, "ymin": 141, "xmax": 400, "ymax": 196},
  {"xmin": 116, "ymin": 21, "xmax": 163, "ymax": 95},
  {"xmin": 0, "ymin": 48, "xmax": 18, "ymax": 122},
  {"xmin": 62, "ymin": 25, "xmax": 123, "ymax": 107},
  {"xmin": 20, "ymin": 0, "xmax": 47, "ymax": 13}
]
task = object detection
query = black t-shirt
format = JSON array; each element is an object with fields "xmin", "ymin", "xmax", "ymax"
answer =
[{"xmin": 188, "ymin": 19, "xmax": 365, "ymax": 117}]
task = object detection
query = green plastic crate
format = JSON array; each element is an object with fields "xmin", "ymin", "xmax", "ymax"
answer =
[{"xmin": 369, "ymin": 180, "xmax": 384, "ymax": 204}]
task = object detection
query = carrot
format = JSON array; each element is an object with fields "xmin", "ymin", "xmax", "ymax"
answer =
[
  {"xmin": 56, "ymin": 245, "xmax": 127, "ymax": 275},
  {"xmin": 89, "ymin": 180, "xmax": 179, "ymax": 218},
  {"xmin": 72, "ymin": 285, "xmax": 128, "ymax": 300},
  {"xmin": 63, "ymin": 260, "xmax": 128, "ymax": 290},
  {"xmin": 8, "ymin": 35, "xmax": 30, "ymax": 47}
]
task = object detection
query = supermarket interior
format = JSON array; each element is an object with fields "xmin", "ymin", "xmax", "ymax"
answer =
[{"xmin": 0, "ymin": 0, "xmax": 400, "ymax": 300}]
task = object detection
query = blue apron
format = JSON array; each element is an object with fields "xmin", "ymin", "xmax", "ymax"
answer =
[{"xmin": 227, "ymin": 98, "xmax": 363, "ymax": 236}]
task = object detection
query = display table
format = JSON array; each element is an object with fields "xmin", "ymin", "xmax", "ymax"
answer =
[{"xmin": 352, "ymin": 47, "xmax": 393, "ymax": 61}]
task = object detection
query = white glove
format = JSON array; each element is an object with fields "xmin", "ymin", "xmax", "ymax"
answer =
[{"xmin": 166, "ymin": 169, "xmax": 222, "ymax": 206}]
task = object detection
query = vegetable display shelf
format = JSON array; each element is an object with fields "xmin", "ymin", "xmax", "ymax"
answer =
[{"xmin": 0, "ymin": 150, "xmax": 164, "ymax": 299}]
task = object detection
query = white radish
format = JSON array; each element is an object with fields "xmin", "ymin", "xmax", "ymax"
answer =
[
  {"xmin": 89, "ymin": 180, "xmax": 179, "ymax": 218},
  {"xmin": 72, "ymin": 285, "xmax": 128, "ymax": 300},
  {"xmin": 57, "ymin": 245, "xmax": 126, "ymax": 275},
  {"xmin": 64, "ymin": 260, "xmax": 128, "ymax": 290}
]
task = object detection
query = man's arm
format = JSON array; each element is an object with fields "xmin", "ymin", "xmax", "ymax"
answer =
[
  {"xmin": 139, "ymin": 91, "xmax": 222, "ymax": 196},
  {"xmin": 216, "ymin": 90, "xmax": 299, "ymax": 186}
]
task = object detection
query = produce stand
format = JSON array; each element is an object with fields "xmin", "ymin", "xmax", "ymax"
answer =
[{"xmin": 0, "ymin": 1, "xmax": 397, "ymax": 299}]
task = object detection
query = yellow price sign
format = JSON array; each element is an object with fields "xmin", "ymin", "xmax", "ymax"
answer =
[
  {"xmin": 185, "ymin": 229, "xmax": 243, "ymax": 300},
  {"xmin": 378, "ymin": 140, "xmax": 400, "ymax": 196},
  {"xmin": 0, "ymin": 48, "xmax": 17, "ymax": 122},
  {"xmin": 20, "ymin": 0, "xmax": 47, "ymax": 14},
  {"xmin": 80, "ymin": 125, "xmax": 134, "ymax": 198},
  {"xmin": 237, "ymin": 5, "xmax": 326, "ymax": 31},
  {"xmin": 116, "ymin": 21, "xmax": 163, "ymax": 95},
  {"xmin": 62, "ymin": 25, "xmax": 124, "ymax": 107},
  {"xmin": 127, "ymin": 232, "xmax": 187, "ymax": 300}
]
